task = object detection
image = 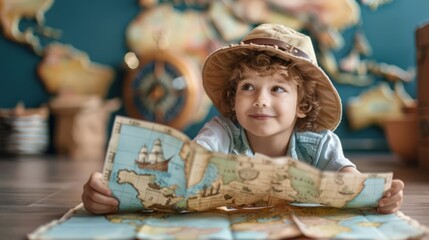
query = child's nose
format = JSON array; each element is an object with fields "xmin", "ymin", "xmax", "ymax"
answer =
[{"xmin": 253, "ymin": 91, "xmax": 269, "ymax": 108}]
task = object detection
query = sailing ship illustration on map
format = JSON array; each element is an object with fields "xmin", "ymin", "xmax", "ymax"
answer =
[{"xmin": 135, "ymin": 139, "xmax": 171, "ymax": 171}]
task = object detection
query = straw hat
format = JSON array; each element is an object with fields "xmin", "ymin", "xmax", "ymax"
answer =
[{"xmin": 202, "ymin": 23, "xmax": 342, "ymax": 131}]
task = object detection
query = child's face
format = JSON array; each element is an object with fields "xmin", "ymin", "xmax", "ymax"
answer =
[{"xmin": 234, "ymin": 70, "xmax": 306, "ymax": 138}]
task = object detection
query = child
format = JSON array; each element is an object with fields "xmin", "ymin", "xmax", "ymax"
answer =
[{"xmin": 82, "ymin": 23, "xmax": 404, "ymax": 215}]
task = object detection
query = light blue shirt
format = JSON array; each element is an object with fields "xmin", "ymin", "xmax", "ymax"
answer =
[{"xmin": 193, "ymin": 116, "xmax": 355, "ymax": 171}]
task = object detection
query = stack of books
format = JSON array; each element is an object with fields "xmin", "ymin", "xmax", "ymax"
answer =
[{"xmin": 0, "ymin": 102, "xmax": 49, "ymax": 155}]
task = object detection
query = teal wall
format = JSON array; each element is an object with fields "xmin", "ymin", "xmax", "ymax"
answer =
[{"xmin": 0, "ymin": 0, "xmax": 428, "ymax": 152}]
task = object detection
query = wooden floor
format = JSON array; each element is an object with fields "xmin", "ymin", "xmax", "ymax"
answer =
[{"xmin": 0, "ymin": 153, "xmax": 428, "ymax": 239}]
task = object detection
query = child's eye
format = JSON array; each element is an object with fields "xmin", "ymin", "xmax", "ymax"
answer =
[
  {"xmin": 272, "ymin": 86, "xmax": 286, "ymax": 93},
  {"xmin": 240, "ymin": 83, "xmax": 254, "ymax": 91}
]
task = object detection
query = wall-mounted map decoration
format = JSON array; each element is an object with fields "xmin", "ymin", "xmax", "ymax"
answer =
[
  {"xmin": 38, "ymin": 43, "xmax": 115, "ymax": 98},
  {"xmin": 346, "ymin": 82, "xmax": 415, "ymax": 130},
  {"xmin": 126, "ymin": 4, "xmax": 219, "ymax": 65},
  {"xmin": 124, "ymin": 4, "xmax": 218, "ymax": 129},
  {"xmin": 0, "ymin": 0, "xmax": 60, "ymax": 54}
]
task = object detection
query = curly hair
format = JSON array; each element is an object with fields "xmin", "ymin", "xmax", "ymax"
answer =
[{"xmin": 221, "ymin": 49, "xmax": 321, "ymax": 131}]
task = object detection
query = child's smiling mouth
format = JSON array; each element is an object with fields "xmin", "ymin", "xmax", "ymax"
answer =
[{"xmin": 249, "ymin": 114, "xmax": 273, "ymax": 120}]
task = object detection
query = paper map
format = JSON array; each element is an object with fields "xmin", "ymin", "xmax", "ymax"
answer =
[
  {"xmin": 28, "ymin": 203, "xmax": 428, "ymax": 239},
  {"xmin": 102, "ymin": 116, "xmax": 393, "ymax": 212},
  {"xmin": 28, "ymin": 116, "xmax": 429, "ymax": 240}
]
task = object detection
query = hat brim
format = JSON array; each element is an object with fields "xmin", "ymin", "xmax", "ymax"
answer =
[{"xmin": 202, "ymin": 43, "xmax": 342, "ymax": 131}]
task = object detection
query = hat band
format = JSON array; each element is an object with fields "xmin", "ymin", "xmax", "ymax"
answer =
[{"xmin": 242, "ymin": 38, "xmax": 312, "ymax": 62}]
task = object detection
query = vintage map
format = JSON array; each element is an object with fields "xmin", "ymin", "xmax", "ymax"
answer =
[
  {"xmin": 28, "ymin": 116, "xmax": 428, "ymax": 239},
  {"xmin": 29, "ymin": 203, "xmax": 427, "ymax": 239},
  {"xmin": 102, "ymin": 116, "xmax": 393, "ymax": 212}
]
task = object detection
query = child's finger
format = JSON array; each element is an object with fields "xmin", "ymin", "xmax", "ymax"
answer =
[
  {"xmin": 88, "ymin": 172, "xmax": 112, "ymax": 196},
  {"xmin": 82, "ymin": 193, "xmax": 118, "ymax": 214},
  {"xmin": 378, "ymin": 196, "xmax": 401, "ymax": 214},
  {"xmin": 379, "ymin": 191, "xmax": 402, "ymax": 208},
  {"xmin": 377, "ymin": 203, "xmax": 400, "ymax": 214},
  {"xmin": 84, "ymin": 187, "xmax": 118, "ymax": 206},
  {"xmin": 385, "ymin": 179, "xmax": 404, "ymax": 197},
  {"xmin": 378, "ymin": 186, "xmax": 403, "ymax": 214}
]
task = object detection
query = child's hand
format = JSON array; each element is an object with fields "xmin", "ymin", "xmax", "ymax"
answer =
[
  {"xmin": 82, "ymin": 172, "xmax": 119, "ymax": 214},
  {"xmin": 377, "ymin": 179, "xmax": 404, "ymax": 214}
]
